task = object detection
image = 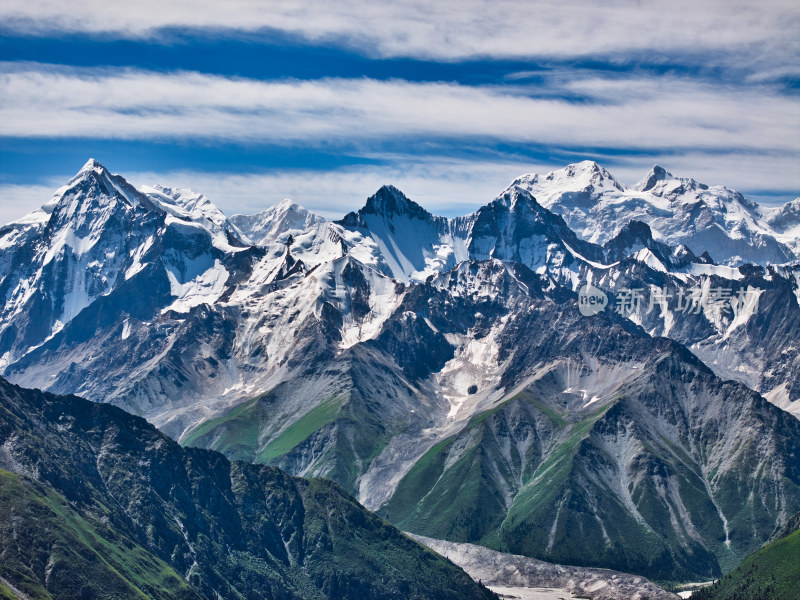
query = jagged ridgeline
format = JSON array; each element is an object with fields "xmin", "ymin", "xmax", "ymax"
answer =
[
  {"xmin": 0, "ymin": 378, "xmax": 496, "ymax": 600},
  {"xmin": 1, "ymin": 159, "xmax": 800, "ymax": 584}
]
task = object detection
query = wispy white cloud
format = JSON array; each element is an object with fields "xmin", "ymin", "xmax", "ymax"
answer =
[
  {"xmin": 1, "ymin": 64, "xmax": 797, "ymax": 156},
  {"xmin": 1, "ymin": 3, "xmax": 796, "ymax": 230},
  {"xmin": 0, "ymin": 180, "xmax": 64, "ymax": 225},
  {"xmin": 2, "ymin": 0, "xmax": 797, "ymax": 70}
]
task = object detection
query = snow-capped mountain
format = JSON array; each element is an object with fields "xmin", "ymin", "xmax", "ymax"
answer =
[
  {"xmin": 141, "ymin": 183, "xmax": 251, "ymax": 249},
  {"xmin": 337, "ymin": 185, "xmax": 472, "ymax": 282},
  {"xmin": 764, "ymin": 197, "xmax": 800, "ymax": 256},
  {"xmin": 231, "ymin": 198, "xmax": 326, "ymax": 246},
  {"xmin": 1, "ymin": 159, "xmax": 799, "ymax": 584},
  {"xmin": 508, "ymin": 161, "xmax": 797, "ymax": 266}
]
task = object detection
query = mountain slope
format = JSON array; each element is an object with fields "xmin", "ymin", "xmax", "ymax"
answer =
[
  {"xmin": 0, "ymin": 377, "xmax": 496, "ymax": 600},
  {"xmin": 0, "ymin": 470, "xmax": 202, "ymax": 600},
  {"xmin": 691, "ymin": 513, "xmax": 800, "ymax": 600},
  {"xmin": 378, "ymin": 291, "xmax": 800, "ymax": 581}
]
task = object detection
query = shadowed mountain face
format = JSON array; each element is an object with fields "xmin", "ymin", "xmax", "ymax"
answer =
[
  {"xmin": 0, "ymin": 377, "xmax": 496, "ymax": 600},
  {"xmin": 1, "ymin": 159, "xmax": 799, "ymax": 584}
]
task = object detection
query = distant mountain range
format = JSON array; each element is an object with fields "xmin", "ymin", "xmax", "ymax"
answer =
[
  {"xmin": 1, "ymin": 159, "xmax": 799, "ymax": 585},
  {"xmin": 508, "ymin": 161, "xmax": 799, "ymax": 265}
]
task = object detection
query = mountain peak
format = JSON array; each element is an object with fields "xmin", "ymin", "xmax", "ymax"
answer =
[
  {"xmin": 635, "ymin": 164, "xmax": 673, "ymax": 192},
  {"xmin": 66, "ymin": 158, "xmax": 111, "ymax": 188},
  {"xmin": 78, "ymin": 158, "xmax": 105, "ymax": 173},
  {"xmin": 274, "ymin": 198, "xmax": 299, "ymax": 211},
  {"xmin": 57, "ymin": 158, "xmax": 151, "ymax": 214},
  {"xmin": 338, "ymin": 185, "xmax": 433, "ymax": 228},
  {"xmin": 230, "ymin": 198, "xmax": 324, "ymax": 246},
  {"xmin": 75, "ymin": 158, "xmax": 108, "ymax": 177},
  {"xmin": 569, "ymin": 159, "xmax": 603, "ymax": 174},
  {"xmin": 362, "ymin": 185, "xmax": 430, "ymax": 219},
  {"xmin": 516, "ymin": 160, "xmax": 625, "ymax": 195},
  {"xmin": 563, "ymin": 160, "xmax": 623, "ymax": 186},
  {"xmin": 765, "ymin": 197, "xmax": 800, "ymax": 233}
]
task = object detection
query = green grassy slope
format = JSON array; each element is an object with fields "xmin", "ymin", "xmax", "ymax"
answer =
[
  {"xmin": 691, "ymin": 516, "xmax": 800, "ymax": 600},
  {"xmin": 382, "ymin": 366, "xmax": 799, "ymax": 584},
  {"xmin": 0, "ymin": 469, "xmax": 199, "ymax": 600}
]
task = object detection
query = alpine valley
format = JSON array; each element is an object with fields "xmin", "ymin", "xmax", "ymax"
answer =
[{"xmin": 2, "ymin": 159, "xmax": 800, "ymax": 596}]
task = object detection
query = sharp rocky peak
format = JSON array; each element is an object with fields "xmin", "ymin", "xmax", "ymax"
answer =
[
  {"xmin": 635, "ymin": 164, "xmax": 673, "ymax": 192},
  {"xmin": 633, "ymin": 164, "xmax": 716, "ymax": 197},
  {"xmin": 360, "ymin": 185, "xmax": 432, "ymax": 220},
  {"xmin": 602, "ymin": 219, "xmax": 657, "ymax": 259},
  {"xmin": 53, "ymin": 158, "xmax": 157, "ymax": 219},
  {"xmin": 337, "ymin": 185, "xmax": 435, "ymax": 228},
  {"xmin": 612, "ymin": 219, "xmax": 656, "ymax": 243},
  {"xmin": 78, "ymin": 157, "xmax": 104, "ymax": 173},
  {"xmin": 66, "ymin": 158, "xmax": 113, "ymax": 189},
  {"xmin": 492, "ymin": 184, "xmax": 548, "ymax": 213}
]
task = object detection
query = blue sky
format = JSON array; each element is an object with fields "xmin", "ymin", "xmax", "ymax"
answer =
[{"xmin": 1, "ymin": 0, "xmax": 798, "ymax": 222}]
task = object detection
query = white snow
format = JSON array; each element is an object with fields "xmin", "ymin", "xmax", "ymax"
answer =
[
  {"xmin": 230, "ymin": 198, "xmax": 325, "ymax": 246},
  {"xmin": 794, "ymin": 271, "xmax": 800, "ymax": 309},
  {"xmin": 124, "ymin": 235, "xmax": 155, "ymax": 279},
  {"xmin": 143, "ymin": 185, "xmax": 250, "ymax": 252},
  {"xmin": 163, "ymin": 258, "xmax": 229, "ymax": 313},
  {"xmin": 508, "ymin": 161, "xmax": 797, "ymax": 266},
  {"xmin": 344, "ymin": 209, "xmax": 472, "ymax": 283}
]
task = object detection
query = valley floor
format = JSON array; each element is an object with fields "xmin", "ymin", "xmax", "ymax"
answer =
[
  {"xmin": 411, "ymin": 534, "xmax": 679, "ymax": 600},
  {"xmin": 489, "ymin": 586, "xmax": 578, "ymax": 599}
]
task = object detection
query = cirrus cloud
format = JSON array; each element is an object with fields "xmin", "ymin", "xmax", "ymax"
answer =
[
  {"xmin": 1, "ymin": 0, "xmax": 798, "ymax": 70},
  {"xmin": 1, "ymin": 64, "xmax": 797, "ymax": 156}
]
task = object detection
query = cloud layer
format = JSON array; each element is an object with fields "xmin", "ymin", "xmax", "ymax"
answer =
[
  {"xmin": 2, "ymin": 65, "xmax": 797, "ymax": 155},
  {"xmin": 3, "ymin": 0, "xmax": 798, "ymax": 67}
]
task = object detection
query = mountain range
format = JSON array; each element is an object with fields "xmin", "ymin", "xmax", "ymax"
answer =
[{"xmin": 1, "ymin": 158, "xmax": 799, "ymax": 586}]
